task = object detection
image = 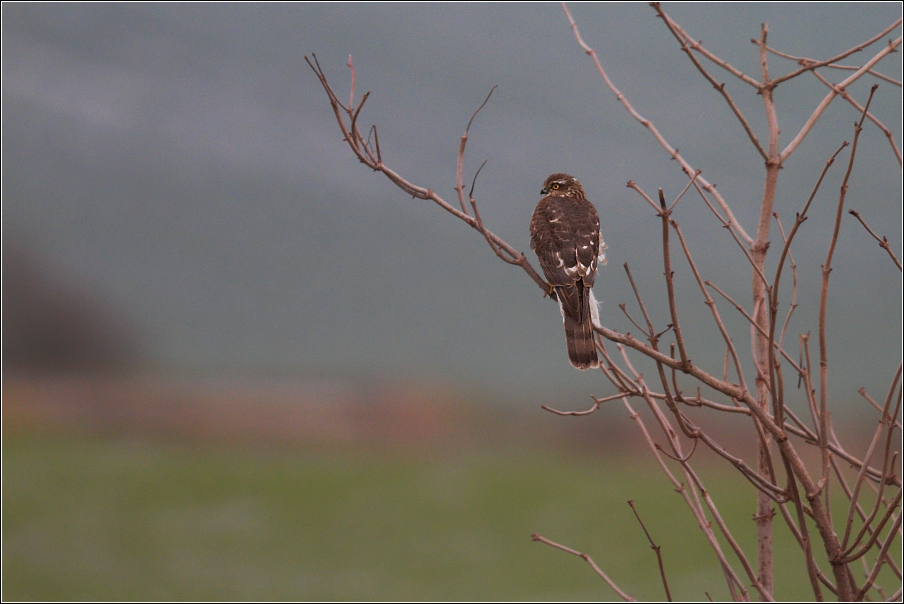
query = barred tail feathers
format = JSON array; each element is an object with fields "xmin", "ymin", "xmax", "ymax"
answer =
[
  {"xmin": 563, "ymin": 313, "xmax": 598, "ymax": 370},
  {"xmin": 554, "ymin": 284, "xmax": 600, "ymax": 370}
]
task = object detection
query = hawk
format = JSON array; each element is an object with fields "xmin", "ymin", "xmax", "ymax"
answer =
[{"xmin": 530, "ymin": 173, "xmax": 606, "ymax": 370}]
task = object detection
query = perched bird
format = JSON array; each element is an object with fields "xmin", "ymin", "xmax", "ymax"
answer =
[{"xmin": 530, "ymin": 173, "xmax": 606, "ymax": 369}]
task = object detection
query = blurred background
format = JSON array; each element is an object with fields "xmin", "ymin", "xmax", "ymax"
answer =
[{"xmin": 3, "ymin": 3, "xmax": 901, "ymax": 600}]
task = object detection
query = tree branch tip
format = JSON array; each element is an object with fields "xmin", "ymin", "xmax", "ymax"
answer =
[{"xmin": 465, "ymin": 85, "xmax": 499, "ymax": 133}]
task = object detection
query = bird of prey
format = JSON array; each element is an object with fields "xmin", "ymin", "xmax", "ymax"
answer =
[{"xmin": 530, "ymin": 173, "xmax": 606, "ymax": 370}]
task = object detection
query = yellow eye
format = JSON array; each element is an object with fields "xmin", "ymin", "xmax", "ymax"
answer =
[{"xmin": 551, "ymin": 183, "xmax": 560, "ymax": 190}]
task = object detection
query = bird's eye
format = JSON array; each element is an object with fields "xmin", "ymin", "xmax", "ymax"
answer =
[{"xmin": 551, "ymin": 183, "xmax": 560, "ymax": 190}]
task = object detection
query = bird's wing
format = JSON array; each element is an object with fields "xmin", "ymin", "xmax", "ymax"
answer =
[{"xmin": 530, "ymin": 197, "xmax": 601, "ymax": 321}]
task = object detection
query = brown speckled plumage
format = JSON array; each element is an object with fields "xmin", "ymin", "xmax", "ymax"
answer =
[{"xmin": 530, "ymin": 173, "xmax": 603, "ymax": 369}]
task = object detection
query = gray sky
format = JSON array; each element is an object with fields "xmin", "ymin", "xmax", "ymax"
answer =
[{"xmin": 3, "ymin": 3, "xmax": 901, "ymax": 406}]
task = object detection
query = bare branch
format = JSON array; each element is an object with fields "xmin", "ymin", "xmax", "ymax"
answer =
[
  {"xmin": 622, "ymin": 263, "xmax": 658, "ymax": 345},
  {"xmin": 689, "ymin": 180, "xmax": 771, "ymax": 288},
  {"xmin": 658, "ymin": 191, "xmax": 690, "ymax": 368},
  {"xmin": 531, "ymin": 534, "xmax": 636, "ymax": 601},
  {"xmin": 627, "ymin": 500, "xmax": 672, "ymax": 602},
  {"xmin": 856, "ymin": 512, "xmax": 903, "ymax": 599},
  {"xmin": 619, "ymin": 304, "xmax": 653, "ymax": 340},
  {"xmin": 626, "ymin": 179, "xmax": 661, "ymax": 213},
  {"xmin": 653, "ymin": 3, "xmax": 768, "ymax": 161},
  {"xmin": 706, "ymin": 281, "xmax": 804, "ymax": 376},
  {"xmin": 456, "ymin": 86, "xmax": 497, "ymax": 216},
  {"xmin": 305, "ymin": 55, "xmax": 553, "ymax": 295},
  {"xmin": 780, "ymin": 38, "xmax": 902, "ymax": 161},
  {"xmin": 770, "ymin": 140, "xmax": 849, "ymax": 481},
  {"xmin": 813, "ymin": 62, "xmax": 902, "ymax": 86},
  {"xmin": 667, "ymin": 170, "xmax": 701, "ymax": 213},
  {"xmin": 770, "ymin": 19, "xmax": 903, "ymax": 86},
  {"xmin": 540, "ymin": 392, "xmax": 625, "ymax": 416},
  {"xmin": 669, "ymin": 220, "xmax": 750, "ymax": 394},
  {"xmin": 561, "ymin": 2, "xmax": 753, "ymax": 245},
  {"xmin": 763, "ymin": 42, "xmax": 903, "ymax": 87},
  {"xmin": 841, "ymin": 490, "xmax": 903, "ymax": 565},
  {"xmin": 656, "ymin": 5, "xmax": 762, "ymax": 88},
  {"xmin": 616, "ymin": 357, "xmax": 766, "ymax": 599},
  {"xmin": 808, "ymin": 69, "xmax": 903, "ymax": 166},
  {"xmin": 849, "ymin": 209, "xmax": 903, "ymax": 271},
  {"xmin": 820, "ymin": 87, "xmax": 878, "ymax": 540},
  {"xmin": 780, "ymin": 455, "xmax": 826, "ymax": 600},
  {"xmin": 859, "ymin": 379, "xmax": 904, "ymax": 432},
  {"xmin": 830, "ymin": 456, "xmax": 902, "ymax": 581}
]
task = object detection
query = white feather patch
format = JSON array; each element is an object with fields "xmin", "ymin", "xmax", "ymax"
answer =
[
  {"xmin": 598, "ymin": 234, "xmax": 608, "ymax": 266},
  {"xmin": 588, "ymin": 288, "xmax": 602, "ymax": 329}
]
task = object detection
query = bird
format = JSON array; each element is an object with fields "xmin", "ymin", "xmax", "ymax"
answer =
[{"xmin": 530, "ymin": 173, "xmax": 607, "ymax": 370}]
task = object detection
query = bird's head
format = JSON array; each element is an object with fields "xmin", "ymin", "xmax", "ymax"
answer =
[{"xmin": 541, "ymin": 173, "xmax": 583, "ymax": 197}]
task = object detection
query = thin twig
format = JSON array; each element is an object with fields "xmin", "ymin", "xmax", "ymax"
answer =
[
  {"xmin": 772, "ymin": 213, "xmax": 798, "ymax": 350},
  {"xmin": 858, "ymin": 383, "xmax": 904, "ymax": 432},
  {"xmin": 812, "ymin": 62, "xmax": 902, "ymax": 86},
  {"xmin": 706, "ymin": 281, "xmax": 804, "ymax": 376},
  {"xmin": 848, "ymin": 209, "xmax": 903, "ymax": 271},
  {"xmin": 655, "ymin": 439, "xmax": 698, "ymax": 463},
  {"xmin": 541, "ymin": 392, "xmax": 625, "ymax": 416},
  {"xmin": 830, "ymin": 457, "xmax": 902, "ymax": 576},
  {"xmin": 824, "ymin": 86, "xmax": 879, "ymax": 549},
  {"xmin": 531, "ymin": 534, "xmax": 636, "ymax": 601},
  {"xmin": 808, "ymin": 69, "xmax": 902, "ymax": 166},
  {"xmin": 627, "ymin": 500, "xmax": 672, "ymax": 602},
  {"xmin": 653, "ymin": 3, "xmax": 768, "ymax": 160},
  {"xmin": 669, "ymin": 220, "xmax": 750, "ymax": 393},
  {"xmin": 456, "ymin": 86, "xmax": 497, "ymax": 216},
  {"xmin": 305, "ymin": 56, "xmax": 552, "ymax": 295},
  {"xmin": 562, "ymin": 2, "xmax": 753, "ymax": 245},
  {"xmin": 688, "ymin": 179, "xmax": 771, "ymax": 288},
  {"xmin": 770, "ymin": 141, "xmax": 850, "ymax": 485},
  {"xmin": 667, "ymin": 170, "xmax": 701, "ymax": 213},
  {"xmin": 622, "ymin": 263, "xmax": 658, "ymax": 345},
  {"xmin": 780, "ymin": 37, "xmax": 902, "ymax": 161},
  {"xmin": 769, "ymin": 19, "xmax": 903, "ymax": 86},
  {"xmin": 841, "ymin": 378, "xmax": 903, "ymax": 562},
  {"xmin": 856, "ymin": 512, "xmax": 903, "ymax": 599},
  {"xmin": 658, "ymin": 190, "xmax": 690, "ymax": 368},
  {"xmin": 841, "ymin": 490, "xmax": 902, "ymax": 565},
  {"xmin": 809, "ymin": 87, "xmax": 879, "ymax": 600},
  {"xmin": 617, "ymin": 358, "xmax": 765, "ymax": 599},
  {"xmin": 626, "ymin": 362, "xmax": 772, "ymax": 599},
  {"xmin": 619, "ymin": 304, "xmax": 652, "ymax": 339},
  {"xmin": 763, "ymin": 42, "xmax": 903, "ymax": 87},
  {"xmin": 657, "ymin": 5, "xmax": 762, "ymax": 88}
]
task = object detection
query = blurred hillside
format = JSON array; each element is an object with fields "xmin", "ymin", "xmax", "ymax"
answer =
[{"xmin": 3, "ymin": 246, "xmax": 141, "ymax": 373}]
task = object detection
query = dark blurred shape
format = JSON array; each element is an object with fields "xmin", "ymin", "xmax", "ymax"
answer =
[{"xmin": 2, "ymin": 246, "xmax": 141, "ymax": 373}]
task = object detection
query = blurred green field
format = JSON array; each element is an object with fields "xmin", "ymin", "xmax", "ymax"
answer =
[{"xmin": 3, "ymin": 432, "xmax": 899, "ymax": 601}]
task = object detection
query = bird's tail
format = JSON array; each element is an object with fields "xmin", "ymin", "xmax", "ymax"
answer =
[{"xmin": 563, "ymin": 314, "xmax": 599, "ymax": 370}]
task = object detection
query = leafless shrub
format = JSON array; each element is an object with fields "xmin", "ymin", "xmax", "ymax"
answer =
[{"xmin": 308, "ymin": 3, "xmax": 901, "ymax": 601}]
